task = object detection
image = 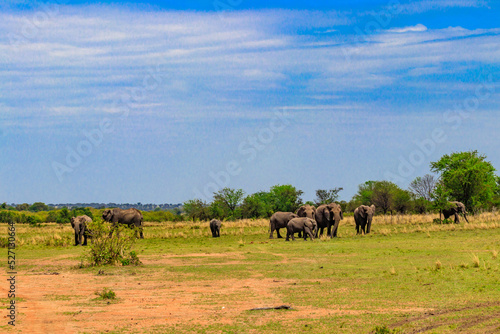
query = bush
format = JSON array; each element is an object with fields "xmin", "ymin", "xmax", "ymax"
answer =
[
  {"xmin": 432, "ymin": 218, "xmax": 453, "ymax": 224},
  {"xmin": 85, "ymin": 220, "xmax": 141, "ymax": 266},
  {"xmin": 95, "ymin": 287, "xmax": 116, "ymax": 300}
]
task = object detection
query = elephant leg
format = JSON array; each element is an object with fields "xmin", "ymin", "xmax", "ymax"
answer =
[
  {"xmin": 298, "ymin": 231, "xmax": 302, "ymax": 238},
  {"xmin": 331, "ymin": 220, "xmax": 340, "ymax": 237},
  {"xmin": 277, "ymin": 228, "xmax": 283, "ymax": 238},
  {"xmin": 454, "ymin": 213, "xmax": 460, "ymax": 224},
  {"xmin": 74, "ymin": 232, "xmax": 79, "ymax": 246}
]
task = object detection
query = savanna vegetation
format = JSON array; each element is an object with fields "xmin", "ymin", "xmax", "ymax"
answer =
[{"xmin": 1, "ymin": 150, "xmax": 500, "ymax": 333}]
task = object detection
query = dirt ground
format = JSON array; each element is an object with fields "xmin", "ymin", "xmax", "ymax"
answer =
[
  {"xmin": 1, "ymin": 253, "xmax": 432, "ymax": 334},
  {"xmin": 4, "ymin": 253, "xmax": 499, "ymax": 333}
]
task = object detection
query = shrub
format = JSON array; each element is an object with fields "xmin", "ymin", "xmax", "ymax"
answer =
[
  {"xmin": 95, "ymin": 287, "xmax": 116, "ymax": 300},
  {"xmin": 84, "ymin": 220, "xmax": 140, "ymax": 266},
  {"xmin": 432, "ymin": 218, "xmax": 453, "ymax": 224}
]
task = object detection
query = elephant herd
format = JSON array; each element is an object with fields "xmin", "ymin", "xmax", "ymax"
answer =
[
  {"xmin": 70, "ymin": 208, "xmax": 144, "ymax": 246},
  {"xmin": 70, "ymin": 202, "xmax": 469, "ymax": 244},
  {"xmin": 268, "ymin": 201, "xmax": 469, "ymax": 241},
  {"xmin": 269, "ymin": 203, "xmax": 374, "ymax": 241}
]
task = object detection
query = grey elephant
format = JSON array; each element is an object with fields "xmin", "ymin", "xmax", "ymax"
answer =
[
  {"xmin": 296, "ymin": 205, "xmax": 316, "ymax": 237},
  {"xmin": 269, "ymin": 212, "xmax": 298, "ymax": 239},
  {"xmin": 286, "ymin": 217, "xmax": 316, "ymax": 241},
  {"xmin": 102, "ymin": 208, "xmax": 144, "ymax": 238},
  {"xmin": 354, "ymin": 205, "xmax": 376, "ymax": 235},
  {"xmin": 315, "ymin": 203, "xmax": 343, "ymax": 238},
  {"xmin": 210, "ymin": 219, "xmax": 221, "ymax": 237},
  {"xmin": 70, "ymin": 215, "xmax": 92, "ymax": 246},
  {"xmin": 442, "ymin": 201, "xmax": 469, "ymax": 224}
]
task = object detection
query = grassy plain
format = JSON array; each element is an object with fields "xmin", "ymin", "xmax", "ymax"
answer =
[{"xmin": 1, "ymin": 212, "xmax": 500, "ymax": 333}]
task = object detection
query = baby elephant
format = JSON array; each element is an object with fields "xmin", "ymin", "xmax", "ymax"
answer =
[
  {"xmin": 286, "ymin": 217, "xmax": 316, "ymax": 241},
  {"xmin": 70, "ymin": 215, "xmax": 92, "ymax": 246},
  {"xmin": 210, "ymin": 219, "xmax": 222, "ymax": 238}
]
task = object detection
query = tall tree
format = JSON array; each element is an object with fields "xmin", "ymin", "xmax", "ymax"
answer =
[
  {"xmin": 315, "ymin": 188, "xmax": 343, "ymax": 205},
  {"xmin": 241, "ymin": 191, "xmax": 273, "ymax": 218},
  {"xmin": 183, "ymin": 199, "xmax": 210, "ymax": 221},
  {"xmin": 213, "ymin": 188, "xmax": 245, "ymax": 217},
  {"xmin": 409, "ymin": 174, "xmax": 437, "ymax": 201},
  {"xmin": 430, "ymin": 151, "xmax": 497, "ymax": 212},
  {"xmin": 352, "ymin": 181, "xmax": 376, "ymax": 206},
  {"xmin": 269, "ymin": 184, "xmax": 303, "ymax": 213},
  {"xmin": 371, "ymin": 181, "xmax": 399, "ymax": 214}
]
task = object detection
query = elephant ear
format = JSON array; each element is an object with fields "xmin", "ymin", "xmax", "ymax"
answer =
[
  {"xmin": 358, "ymin": 206, "xmax": 366, "ymax": 219},
  {"xmin": 70, "ymin": 217, "xmax": 75, "ymax": 228},
  {"xmin": 370, "ymin": 205, "xmax": 376, "ymax": 213},
  {"xmin": 297, "ymin": 207, "xmax": 305, "ymax": 216}
]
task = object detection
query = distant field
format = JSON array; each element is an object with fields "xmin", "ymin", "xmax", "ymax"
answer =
[{"xmin": 2, "ymin": 212, "xmax": 500, "ymax": 333}]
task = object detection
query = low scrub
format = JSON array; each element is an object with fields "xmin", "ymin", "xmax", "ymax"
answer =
[{"xmin": 85, "ymin": 220, "xmax": 141, "ymax": 266}]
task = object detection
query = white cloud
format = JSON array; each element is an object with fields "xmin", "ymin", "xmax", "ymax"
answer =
[
  {"xmin": 389, "ymin": 24, "xmax": 427, "ymax": 33},
  {"xmin": 0, "ymin": 5, "xmax": 498, "ymax": 128}
]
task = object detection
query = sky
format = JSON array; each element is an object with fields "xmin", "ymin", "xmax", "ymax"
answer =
[{"xmin": 0, "ymin": 0, "xmax": 499, "ymax": 205}]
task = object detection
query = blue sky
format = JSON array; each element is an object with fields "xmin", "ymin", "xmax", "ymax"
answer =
[{"xmin": 0, "ymin": 0, "xmax": 499, "ymax": 204}]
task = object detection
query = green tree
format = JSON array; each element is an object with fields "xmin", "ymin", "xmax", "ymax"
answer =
[
  {"xmin": 56, "ymin": 207, "xmax": 72, "ymax": 224},
  {"xmin": 269, "ymin": 184, "xmax": 303, "ymax": 212},
  {"xmin": 431, "ymin": 180, "xmax": 453, "ymax": 220},
  {"xmin": 430, "ymin": 150, "xmax": 497, "ymax": 212},
  {"xmin": 393, "ymin": 188, "xmax": 412, "ymax": 213},
  {"xmin": 29, "ymin": 202, "xmax": 50, "ymax": 212},
  {"xmin": 371, "ymin": 181, "xmax": 399, "ymax": 214},
  {"xmin": 241, "ymin": 192, "xmax": 273, "ymax": 218},
  {"xmin": 314, "ymin": 188, "xmax": 343, "ymax": 205},
  {"xmin": 352, "ymin": 181, "xmax": 376, "ymax": 206},
  {"xmin": 15, "ymin": 203, "xmax": 29, "ymax": 211},
  {"xmin": 183, "ymin": 199, "xmax": 210, "ymax": 221},
  {"xmin": 212, "ymin": 188, "xmax": 245, "ymax": 218}
]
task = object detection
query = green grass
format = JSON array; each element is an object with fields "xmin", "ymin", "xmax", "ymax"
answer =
[{"xmin": 1, "ymin": 213, "xmax": 500, "ymax": 333}]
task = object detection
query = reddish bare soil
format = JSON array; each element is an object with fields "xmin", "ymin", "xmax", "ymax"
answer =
[{"xmin": 1, "ymin": 254, "xmax": 437, "ymax": 333}]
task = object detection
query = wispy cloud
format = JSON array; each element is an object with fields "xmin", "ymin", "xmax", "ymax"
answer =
[{"xmin": 0, "ymin": 5, "xmax": 498, "ymax": 129}]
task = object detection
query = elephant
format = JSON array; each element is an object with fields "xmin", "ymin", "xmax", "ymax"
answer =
[
  {"xmin": 354, "ymin": 205, "xmax": 376, "ymax": 235},
  {"xmin": 442, "ymin": 201, "xmax": 469, "ymax": 224},
  {"xmin": 286, "ymin": 217, "xmax": 316, "ymax": 241},
  {"xmin": 269, "ymin": 212, "xmax": 298, "ymax": 239},
  {"xmin": 296, "ymin": 205, "xmax": 316, "ymax": 238},
  {"xmin": 102, "ymin": 208, "xmax": 144, "ymax": 238},
  {"xmin": 314, "ymin": 203, "xmax": 343, "ymax": 238},
  {"xmin": 70, "ymin": 215, "xmax": 92, "ymax": 246},
  {"xmin": 210, "ymin": 219, "xmax": 221, "ymax": 237}
]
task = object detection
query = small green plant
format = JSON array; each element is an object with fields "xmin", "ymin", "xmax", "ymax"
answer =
[
  {"xmin": 95, "ymin": 287, "xmax": 116, "ymax": 300},
  {"xmin": 371, "ymin": 325, "xmax": 403, "ymax": 334},
  {"xmin": 120, "ymin": 251, "xmax": 142, "ymax": 266}
]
